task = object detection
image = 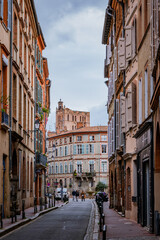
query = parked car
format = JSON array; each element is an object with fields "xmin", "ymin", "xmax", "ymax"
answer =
[
  {"xmin": 96, "ymin": 192, "xmax": 108, "ymax": 202},
  {"xmin": 55, "ymin": 188, "xmax": 69, "ymax": 201}
]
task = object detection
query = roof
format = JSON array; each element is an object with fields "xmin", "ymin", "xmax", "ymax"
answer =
[
  {"xmin": 47, "ymin": 126, "xmax": 108, "ymax": 139},
  {"xmin": 102, "ymin": 3, "xmax": 113, "ymax": 45}
]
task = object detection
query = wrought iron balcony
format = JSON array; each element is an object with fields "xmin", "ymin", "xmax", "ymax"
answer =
[{"xmin": 36, "ymin": 152, "xmax": 47, "ymax": 168}]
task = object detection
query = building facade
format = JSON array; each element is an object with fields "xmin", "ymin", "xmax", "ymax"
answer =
[
  {"xmin": 47, "ymin": 102, "xmax": 109, "ymax": 196},
  {"xmin": 102, "ymin": 0, "xmax": 159, "ymax": 234},
  {"xmin": 0, "ymin": 0, "xmax": 50, "ymax": 217}
]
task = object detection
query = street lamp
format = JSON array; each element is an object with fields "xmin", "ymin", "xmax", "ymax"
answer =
[{"xmin": 35, "ymin": 119, "xmax": 40, "ymax": 130}]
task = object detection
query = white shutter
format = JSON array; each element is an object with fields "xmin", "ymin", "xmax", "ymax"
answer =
[
  {"xmin": 132, "ymin": 82, "xmax": 137, "ymax": 125},
  {"xmin": 114, "ymin": 47, "xmax": 117, "ymax": 81},
  {"xmin": 125, "ymin": 27, "xmax": 132, "ymax": 61},
  {"xmin": 120, "ymin": 93, "xmax": 126, "ymax": 133},
  {"xmin": 118, "ymin": 38, "xmax": 125, "ymax": 72},
  {"xmin": 116, "ymin": 99, "xmax": 119, "ymax": 149}
]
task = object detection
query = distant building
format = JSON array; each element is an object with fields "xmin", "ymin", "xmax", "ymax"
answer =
[
  {"xmin": 47, "ymin": 101, "xmax": 109, "ymax": 196},
  {"xmin": 56, "ymin": 99, "xmax": 90, "ymax": 132}
]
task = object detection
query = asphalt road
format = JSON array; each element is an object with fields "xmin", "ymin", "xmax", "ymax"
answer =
[{"xmin": 1, "ymin": 199, "xmax": 93, "ymax": 240}]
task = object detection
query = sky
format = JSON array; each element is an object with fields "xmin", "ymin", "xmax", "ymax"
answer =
[{"xmin": 34, "ymin": 0, "xmax": 108, "ymax": 131}]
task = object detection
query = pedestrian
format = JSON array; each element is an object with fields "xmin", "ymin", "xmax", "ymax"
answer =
[
  {"xmin": 75, "ymin": 190, "xmax": 79, "ymax": 202},
  {"xmin": 81, "ymin": 191, "xmax": 85, "ymax": 201},
  {"xmin": 72, "ymin": 190, "xmax": 76, "ymax": 201}
]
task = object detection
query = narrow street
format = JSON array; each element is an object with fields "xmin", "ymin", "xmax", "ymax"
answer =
[{"xmin": 1, "ymin": 200, "xmax": 93, "ymax": 240}]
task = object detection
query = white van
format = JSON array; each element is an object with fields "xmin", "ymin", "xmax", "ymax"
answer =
[{"xmin": 55, "ymin": 188, "xmax": 69, "ymax": 201}]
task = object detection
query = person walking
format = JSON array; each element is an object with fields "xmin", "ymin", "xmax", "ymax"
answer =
[
  {"xmin": 81, "ymin": 191, "xmax": 85, "ymax": 201},
  {"xmin": 72, "ymin": 190, "xmax": 76, "ymax": 201},
  {"xmin": 75, "ymin": 190, "xmax": 79, "ymax": 202}
]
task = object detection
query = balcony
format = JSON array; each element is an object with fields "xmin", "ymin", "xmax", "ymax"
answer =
[
  {"xmin": 74, "ymin": 171, "xmax": 96, "ymax": 179},
  {"xmin": 36, "ymin": 152, "xmax": 47, "ymax": 168},
  {"xmin": 1, "ymin": 111, "xmax": 9, "ymax": 130}
]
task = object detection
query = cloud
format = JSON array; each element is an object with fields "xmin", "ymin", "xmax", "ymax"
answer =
[{"xmin": 34, "ymin": 0, "xmax": 108, "ymax": 130}]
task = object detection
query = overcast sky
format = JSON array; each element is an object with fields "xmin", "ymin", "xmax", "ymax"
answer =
[{"xmin": 34, "ymin": 0, "xmax": 108, "ymax": 131}]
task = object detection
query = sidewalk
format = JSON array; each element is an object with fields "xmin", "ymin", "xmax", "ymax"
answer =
[
  {"xmin": 99, "ymin": 202, "xmax": 160, "ymax": 240},
  {"xmin": 0, "ymin": 200, "xmax": 67, "ymax": 238}
]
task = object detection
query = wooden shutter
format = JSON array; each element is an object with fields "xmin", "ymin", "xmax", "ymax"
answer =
[
  {"xmin": 0, "ymin": 0, "xmax": 3, "ymax": 19},
  {"xmin": 8, "ymin": 0, "xmax": 12, "ymax": 31},
  {"xmin": 116, "ymin": 99, "xmax": 119, "ymax": 149},
  {"xmin": 120, "ymin": 93, "xmax": 126, "ymax": 133},
  {"xmin": 132, "ymin": 18, "xmax": 136, "ymax": 57},
  {"xmin": 118, "ymin": 38, "xmax": 125, "ymax": 72},
  {"xmin": 132, "ymin": 82, "xmax": 137, "ymax": 125},
  {"xmin": 125, "ymin": 27, "xmax": 132, "ymax": 61},
  {"xmin": 127, "ymin": 89, "xmax": 132, "ymax": 129}
]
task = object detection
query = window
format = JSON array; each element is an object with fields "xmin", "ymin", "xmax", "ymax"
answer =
[
  {"xmin": 75, "ymin": 116, "xmax": 76, "ymax": 121},
  {"xmin": 101, "ymin": 135, "xmax": 107, "ymax": 141},
  {"xmin": 23, "ymin": 93, "xmax": 26, "ymax": 129},
  {"xmin": 139, "ymin": 78, "xmax": 142, "ymax": 124},
  {"xmin": 70, "ymin": 137, "xmax": 72, "ymax": 143},
  {"xmin": 13, "ymin": 13, "xmax": 17, "ymax": 45},
  {"xmin": 80, "ymin": 116, "xmax": 82, "ymax": 122},
  {"xmin": 70, "ymin": 162, "xmax": 73, "ymax": 173},
  {"xmin": 64, "ymin": 178, "xmax": 67, "ymax": 187},
  {"xmin": 24, "ymin": 43, "xmax": 27, "ymax": 70},
  {"xmin": 56, "ymin": 164, "xmax": 58, "ymax": 174},
  {"xmin": 102, "ymin": 161, "xmax": 107, "ymax": 172},
  {"xmin": 89, "ymin": 161, "xmax": 94, "ymax": 173},
  {"xmin": 89, "ymin": 144, "xmax": 94, "ymax": 153},
  {"xmin": 65, "ymin": 146, "xmax": 68, "ymax": 156},
  {"xmin": 77, "ymin": 136, "xmax": 82, "ymax": 141},
  {"xmin": 52, "ymin": 166, "xmax": 54, "ymax": 174},
  {"xmin": 60, "ymin": 164, "xmax": 63, "ymax": 174},
  {"xmin": 13, "ymin": 74, "xmax": 17, "ymax": 118},
  {"xmin": 77, "ymin": 162, "xmax": 82, "ymax": 173},
  {"xmin": 56, "ymin": 149, "xmax": 58, "ymax": 157},
  {"xmin": 102, "ymin": 144, "xmax": 107, "ymax": 153},
  {"xmin": 77, "ymin": 145, "xmax": 82, "ymax": 154},
  {"xmin": 64, "ymin": 138, "xmax": 67, "ymax": 144},
  {"xmin": 65, "ymin": 163, "xmax": 68, "ymax": 173},
  {"xmin": 60, "ymin": 147, "xmax": 63, "ymax": 156},
  {"xmin": 89, "ymin": 135, "xmax": 94, "ymax": 141},
  {"xmin": 67, "ymin": 114, "xmax": 69, "ymax": 121},
  {"xmin": 72, "ymin": 115, "xmax": 74, "ymax": 121},
  {"xmin": 60, "ymin": 139, "xmax": 62, "ymax": 144}
]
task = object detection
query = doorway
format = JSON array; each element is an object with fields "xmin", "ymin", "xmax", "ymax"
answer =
[{"xmin": 143, "ymin": 160, "xmax": 150, "ymax": 227}]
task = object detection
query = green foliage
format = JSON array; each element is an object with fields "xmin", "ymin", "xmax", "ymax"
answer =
[{"xmin": 95, "ymin": 181, "xmax": 107, "ymax": 192}]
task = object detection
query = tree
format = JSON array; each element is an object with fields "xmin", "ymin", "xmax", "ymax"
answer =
[{"xmin": 95, "ymin": 181, "xmax": 107, "ymax": 192}]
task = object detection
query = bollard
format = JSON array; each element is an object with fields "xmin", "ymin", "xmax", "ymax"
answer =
[
  {"xmin": 102, "ymin": 225, "xmax": 106, "ymax": 240},
  {"xmin": 54, "ymin": 196, "xmax": 55, "ymax": 207},
  {"xmin": 40, "ymin": 197, "xmax": 42, "ymax": 211},
  {"xmin": 0, "ymin": 205, "xmax": 3, "ymax": 229},
  {"xmin": 52, "ymin": 197, "xmax": 53, "ymax": 207},
  {"xmin": 11, "ymin": 202, "xmax": 14, "ymax": 223},
  {"xmin": 45, "ymin": 196, "xmax": 47, "ymax": 209},
  {"xmin": 99, "ymin": 215, "xmax": 102, "ymax": 232},
  {"xmin": 102, "ymin": 213, "xmax": 105, "ymax": 225},
  {"xmin": 22, "ymin": 200, "xmax": 25, "ymax": 219},
  {"xmin": 14, "ymin": 202, "xmax": 17, "ymax": 222},
  {"xmin": 34, "ymin": 197, "xmax": 37, "ymax": 213},
  {"xmin": 49, "ymin": 197, "xmax": 51, "ymax": 208}
]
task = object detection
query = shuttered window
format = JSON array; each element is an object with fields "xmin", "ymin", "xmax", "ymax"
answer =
[
  {"xmin": 120, "ymin": 93, "xmax": 125, "ymax": 146},
  {"xmin": 73, "ymin": 145, "xmax": 76, "ymax": 155},
  {"xmin": 125, "ymin": 27, "xmax": 132, "ymax": 61},
  {"xmin": 111, "ymin": 116, "xmax": 115, "ymax": 154},
  {"xmin": 118, "ymin": 38, "xmax": 125, "ymax": 73},
  {"xmin": 114, "ymin": 47, "xmax": 117, "ymax": 81}
]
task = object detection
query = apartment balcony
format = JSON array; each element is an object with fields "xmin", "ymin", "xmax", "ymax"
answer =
[
  {"xmin": 36, "ymin": 152, "xmax": 47, "ymax": 169},
  {"xmin": 74, "ymin": 172, "xmax": 96, "ymax": 180},
  {"xmin": 1, "ymin": 111, "xmax": 9, "ymax": 130}
]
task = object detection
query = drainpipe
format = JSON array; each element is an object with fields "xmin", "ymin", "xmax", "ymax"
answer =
[
  {"xmin": 9, "ymin": 0, "xmax": 13, "ymax": 174},
  {"xmin": 34, "ymin": 39, "xmax": 37, "ymax": 188}
]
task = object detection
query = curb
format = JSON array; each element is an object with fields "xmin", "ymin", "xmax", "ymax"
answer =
[
  {"xmin": 0, "ymin": 201, "xmax": 68, "ymax": 238},
  {"xmin": 92, "ymin": 201, "xmax": 100, "ymax": 240}
]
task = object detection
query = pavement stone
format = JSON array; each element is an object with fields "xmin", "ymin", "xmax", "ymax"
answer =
[{"xmin": 98, "ymin": 202, "xmax": 160, "ymax": 240}]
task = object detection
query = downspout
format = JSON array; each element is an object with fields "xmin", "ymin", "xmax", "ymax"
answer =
[
  {"xmin": 34, "ymin": 39, "xmax": 37, "ymax": 187},
  {"xmin": 9, "ymin": 0, "xmax": 13, "ymax": 174}
]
